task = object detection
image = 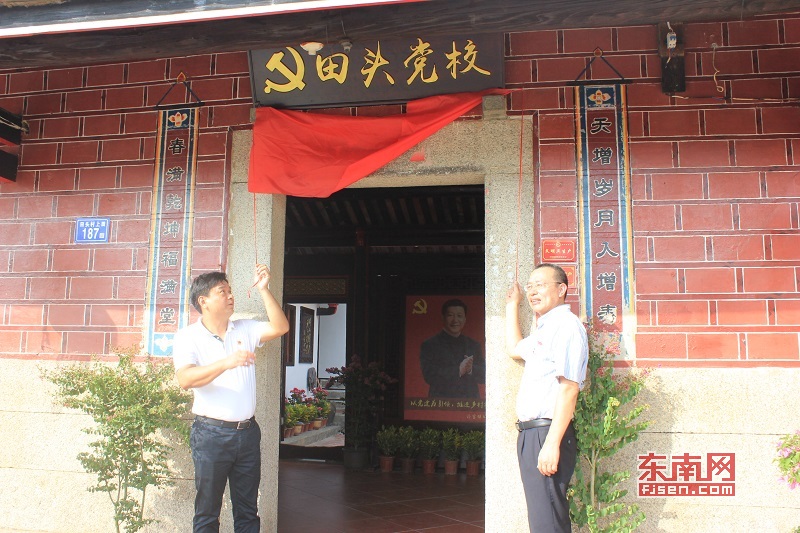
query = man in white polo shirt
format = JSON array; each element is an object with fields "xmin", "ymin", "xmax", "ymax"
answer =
[
  {"xmin": 173, "ymin": 264, "xmax": 289, "ymax": 533},
  {"xmin": 505, "ymin": 263, "xmax": 588, "ymax": 532}
]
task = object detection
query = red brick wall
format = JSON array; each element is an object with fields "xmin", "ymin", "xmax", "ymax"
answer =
[
  {"xmin": 0, "ymin": 53, "xmax": 252, "ymax": 359},
  {"xmin": 0, "ymin": 14, "xmax": 798, "ymax": 365},
  {"xmin": 518, "ymin": 15, "xmax": 800, "ymax": 365}
]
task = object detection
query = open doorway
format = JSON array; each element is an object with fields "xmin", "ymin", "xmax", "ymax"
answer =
[
  {"xmin": 279, "ymin": 185, "xmax": 485, "ymax": 461},
  {"xmin": 282, "ymin": 302, "xmax": 347, "ymax": 396},
  {"xmin": 280, "ymin": 302, "xmax": 347, "ymax": 452}
]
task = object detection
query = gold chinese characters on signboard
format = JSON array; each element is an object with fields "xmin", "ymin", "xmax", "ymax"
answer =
[{"xmin": 248, "ymin": 34, "xmax": 504, "ymax": 109}]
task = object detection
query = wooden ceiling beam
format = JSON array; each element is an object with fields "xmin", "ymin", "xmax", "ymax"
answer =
[
  {"xmin": 285, "ymin": 226, "xmax": 484, "ymax": 248},
  {"xmin": 3, "ymin": 0, "xmax": 800, "ymax": 68}
]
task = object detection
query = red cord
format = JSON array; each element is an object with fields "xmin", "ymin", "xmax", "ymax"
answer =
[
  {"xmin": 516, "ymin": 89, "xmax": 526, "ymax": 285},
  {"xmin": 248, "ymin": 193, "xmax": 259, "ymax": 298},
  {"xmin": 253, "ymin": 192, "xmax": 259, "ymax": 265}
]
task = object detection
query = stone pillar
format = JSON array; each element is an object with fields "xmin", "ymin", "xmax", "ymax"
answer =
[
  {"xmin": 228, "ymin": 129, "xmax": 286, "ymax": 531},
  {"xmin": 482, "ymin": 107, "xmax": 535, "ymax": 533}
]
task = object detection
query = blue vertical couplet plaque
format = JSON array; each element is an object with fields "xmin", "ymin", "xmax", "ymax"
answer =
[
  {"xmin": 575, "ymin": 85, "xmax": 636, "ymax": 353},
  {"xmin": 144, "ymin": 108, "xmax": 198, "ymax": 356}
]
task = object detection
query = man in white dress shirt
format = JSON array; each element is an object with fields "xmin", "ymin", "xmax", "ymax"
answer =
[{"xmin": 506, "ymin": 263, "xmax": 588, "ymax": 532}]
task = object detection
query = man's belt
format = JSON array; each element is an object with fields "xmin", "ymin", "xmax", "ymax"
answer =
[
  {"xmin": 516, "ymin": 418, "xmax": 552, "ymax": 431},
  {"xmin": 196, "ymin": 415, "xmax": 255, "ymax": 430}
]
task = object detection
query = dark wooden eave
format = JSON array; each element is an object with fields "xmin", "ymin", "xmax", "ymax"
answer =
[
  {"xmin": 285, "ymin": 185, "xmax": 485, "ymax": 255},
  {"xmin": 2, "ymin": 0, "xmax": 800, "ymax": 69}
]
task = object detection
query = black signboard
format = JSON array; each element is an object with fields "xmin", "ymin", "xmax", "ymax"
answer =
[{"xmin": 248, "ymin": 34, "xmax": 504, "ymax": 109}]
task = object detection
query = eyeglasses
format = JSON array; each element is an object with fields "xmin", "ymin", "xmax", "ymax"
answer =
[{"xmin": 524, "ymin": 281, "xmax": 563, "ymax": 293}]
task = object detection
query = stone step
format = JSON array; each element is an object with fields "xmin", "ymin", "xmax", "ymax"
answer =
[
  {"xmin": 282, "ymin": 421, "xmax": 343, "ymax": 446},
  {"xmin": 326, "ymin": 390, "xmax": 346, "ymax": 401}
]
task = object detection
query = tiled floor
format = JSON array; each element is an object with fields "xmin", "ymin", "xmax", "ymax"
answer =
[{"xmin": 278, "ymin": 459, "xmax": 485, "ymax": 532}]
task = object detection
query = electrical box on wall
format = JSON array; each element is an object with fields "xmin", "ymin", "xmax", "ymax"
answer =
[
  {"xmin": 0, "ymin": 149, "xmax": 16, "ymax": 183},
  {"xmin": 0, "ymin": 107, "xmax": 23, "ymax": 183},
  {"xmin": 658, "ymin": 22, "xmax": 685, "ymax": 94}
]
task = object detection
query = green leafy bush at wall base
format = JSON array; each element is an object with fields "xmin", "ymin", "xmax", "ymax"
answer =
[
  {"xmin": 42, "ymin": 351, "xmax": 191, "ymax": 533},
  {"xmin": 568, "ymin": 329, "xmax": 650, "ymax": 533}
]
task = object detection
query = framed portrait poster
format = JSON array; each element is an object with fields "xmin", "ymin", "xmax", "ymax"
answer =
[
  {"xmin": 298, "ymin": 306, "xmax": 315, "ymax": 364},
  {"xmin": 283, "ymin": 305, "xmax": 296, "ymax": 366},
  {"xmin": 403, "ymin": 294, "xmax": 486, "ymax": 423}
]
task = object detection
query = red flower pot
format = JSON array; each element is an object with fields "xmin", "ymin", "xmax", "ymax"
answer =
[
  {"xmin": 379, "ymin": 455, "xmax": 395, "ymax": 473},
  {"xmin": 400, "ymin": 457, "xmax": 416, "ymax": 474},
  {"xmin": 444, "ymin": 459, "xmax": 459, "ymax": 475}
]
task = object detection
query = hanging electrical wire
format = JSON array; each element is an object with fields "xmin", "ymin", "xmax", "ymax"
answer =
[
  {"xmin": 0, "ymin": 114, "xmax": 28, "ymax": 132},
  {"xmin": 671, "ymin": 41, "xmax": 800, "ymax": 104}
]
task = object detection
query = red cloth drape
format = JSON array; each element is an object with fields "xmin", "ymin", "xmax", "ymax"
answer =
[{"xmin": 248, "ymin": 89, "xmax": 509, "ymax": 198}]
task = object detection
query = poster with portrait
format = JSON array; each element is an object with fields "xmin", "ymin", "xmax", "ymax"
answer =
[
  {"xmin": 403, "ymin": 294, "xmax": 486, "ymax": 423},
  {"xmin": 284, "ymin": 305, "xmax": 296, "ymax": 366},
  {"xmin": 298, "ymin": 306, "xmax": 315, "ymax": 364}
]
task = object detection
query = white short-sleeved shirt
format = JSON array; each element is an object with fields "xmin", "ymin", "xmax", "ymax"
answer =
[
  {"xmin": 173, "ymin": 318, "xmax": 267, "ymax": 422},
  {"xmin": 515, "ymin": 304, "xmax": 588, "ymax": 422}
]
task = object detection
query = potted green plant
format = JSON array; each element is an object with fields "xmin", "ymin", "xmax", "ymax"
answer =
[
  {"xmin": 311, "ymin": 387, "xmax": 331, "ymax": 428},
  {"xmin": 283, "ymin": 405, "xmax": 298, "ymax": 438},
  {"xmin": 441, "ymin": 428, "xmax": 462, "ymax": 475},
  {"xmin": 397, "ymin": 426, "xmax": 419, "ymax": 473},
  {"xmin": 327, "ymin": 355, "xmax": 397, "ymax": 469},
  {"xmin": 461, "ymin": 430, "xmax": 485, "ymax": 476},
  {"xmin": 285, "ymin": 404, "xmax": 303, "ymax": 435},
  {"xmin": 418, "ymin": 428, "xmax": 441, "ymax": 474},
  {"xmin": 286, "ymin": 388, "xmax": 308, "ymax": 433},
  {"xmin": 301, "ymin": 403, "xmax": 316, "ymax": 431},
  {"xmin": 376, "ymin": 425, "xmax": 400, "ymax": 472}
]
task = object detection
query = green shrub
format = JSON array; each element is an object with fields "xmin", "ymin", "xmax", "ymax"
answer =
[
  {"xmin": 775, "ymin": 430, "xmax": 800, "ymax": 489},
  {"xmin": 311, "ymin": 387, "xmax": 331, "ymax": 420},
  {"xmin": 376, "ymin": 425, "xmax": 401, "ymax": 457},
  {"xmin": 568, "ymin": 329, "xmax": 650, "ymax": 533},
  {"xmin": 326, "ymin": 356, "xmax": 396, "ymax": 450},
  {"xmin": 284, "ymin": 404, "xmax": 299, "ymax": 428},
  {"xmin": 299, "ymin": 403, "xmax": 316, "ymax": 423},
  {"xmin": 441, "ymin": 428, "xmax": 462, "ymax": 461},
  {"xmin": 461, "ymin": 430, "xmax": 485, "ymax": 461},
  {"xmin": 42, "ymin": 352, "xmax": 191, "ymax": 533},
  {"xmin": 397, "ymin": 426, "xmax": 419, "ymax": 459},
  {"xmin": 418, "ymin": 428, "xmax": 442, "ymax": 460}
]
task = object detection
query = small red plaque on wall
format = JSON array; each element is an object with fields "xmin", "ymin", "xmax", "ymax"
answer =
[
  {"xmin": 562, "ymin": 266, "xmax": 576, "ymax": 288},
  {"xmin": 541, "ymin": 239, "xmax": 576, "ymax": 262}
]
